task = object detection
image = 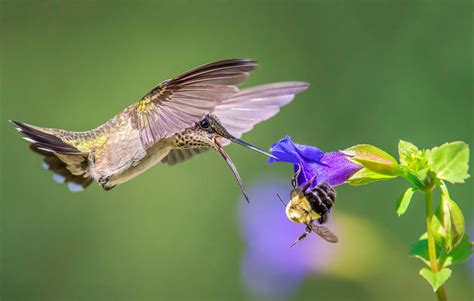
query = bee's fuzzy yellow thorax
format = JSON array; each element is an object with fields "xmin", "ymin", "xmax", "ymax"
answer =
[{"xmin": 285, "ymin": 189, "xmax": 321, "ymax": 224}]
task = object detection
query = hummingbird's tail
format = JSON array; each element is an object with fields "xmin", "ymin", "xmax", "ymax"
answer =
[{"xmin": 10, "ymin": 120, "xmax": 93, "ymax": 191}]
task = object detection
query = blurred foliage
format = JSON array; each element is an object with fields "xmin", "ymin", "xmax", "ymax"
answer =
[{"xmin": 1, "ymin": 1, "xmax": 472, "ymax": 300}]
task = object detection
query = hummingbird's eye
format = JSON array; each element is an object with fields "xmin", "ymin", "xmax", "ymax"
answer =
[{"xmin": 199, "ymin": 118, "xmax": 210, "ymax": 129}]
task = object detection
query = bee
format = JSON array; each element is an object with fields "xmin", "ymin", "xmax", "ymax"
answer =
[{"xmin": 278, "ymin": 166, "xmax": 339, "ymax": 247}]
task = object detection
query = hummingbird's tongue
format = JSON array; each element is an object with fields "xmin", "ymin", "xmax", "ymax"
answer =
[{"xmin": 214, "ymin": 138, "xmax": 250, "ymax": 203}]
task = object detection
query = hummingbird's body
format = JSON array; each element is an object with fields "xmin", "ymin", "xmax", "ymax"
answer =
[{"xmin": 11, "ymin": 59, "xmax": 309, "ymax": 198}]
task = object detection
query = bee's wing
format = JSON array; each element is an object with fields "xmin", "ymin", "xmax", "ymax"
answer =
[
  {"xmin": 309, "ymin": 224, "xmax": 339, "ymax": 243},
  {"xmin": 131, "ymin": 59, "xmax": 257, "ymax": 148},
  {"xmin": 213, "ymin": 82, "xmax": 309, "ymax": 145}
]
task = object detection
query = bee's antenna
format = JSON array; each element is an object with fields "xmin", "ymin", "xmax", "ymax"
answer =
[{"xmin": 276, "ymin": 193, "xmax": 287, "ymax": 207}]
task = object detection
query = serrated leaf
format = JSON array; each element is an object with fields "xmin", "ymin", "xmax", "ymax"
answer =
[
  {"xmin": 346, "ymin": 167, "xmax": 397, "ymax": 186},
  {"xmin": 429, "ymin": 142, "xmax": 470, "ymax": 183},
  {"xmin": 440, "ymin": 234, "xmax": 473, "ymax": 267},
  {"xmin": 343, "ymin": 144, "xmax": 401, "ymax": 176},
  {"xmin": 409, "ymin": 237, "xmax": 431, "ymax": 267},
  {"xmin": 419, "ymin": 267, "xmax": 452, "ymax": 291},
  {"xmin": 396, "ymin": 186, "xmax": 416, "ymax": 216}
]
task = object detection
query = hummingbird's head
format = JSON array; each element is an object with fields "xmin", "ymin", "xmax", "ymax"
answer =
[
  {"xmin": 196, "ymin": 114, "xmax": 277, "ymax": 159},
  {"xmin": 192, "ymin": 114, "xmax": 276, "ymax": 203}
]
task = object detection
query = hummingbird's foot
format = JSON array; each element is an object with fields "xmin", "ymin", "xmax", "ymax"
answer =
[{"xmin": 98, "ymin": 176, "xmax": 116, "ymax": 191}]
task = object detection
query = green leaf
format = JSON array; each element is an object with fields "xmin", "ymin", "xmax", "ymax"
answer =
[
  {"xmin": 429, "ymin": 141, "xmax": 470, "ymax": 183},
  {"xmin": 396, "ymin": 186, "xmax": 416, "ymax": 216},
  {"xmin": 419, "ymin": 267, "xmax": 452, "ymax": 291},
  {"xmin": 398, "ymin": 140, "xmax": 430, "ymax": 182},
  {"xmin": 409, "ymin": 237, "xmax": 431, "ymax": 267},
  {"xmin": 439, "ymin": 234, "xmax": 473, "ymax": 267},
  {"xmin": 346, "ymin": 167, "xmax": 397, "ymax": 186},
  {"xmin": 343, "ymin": 144, "xmax": 401, "ymax": 176}
]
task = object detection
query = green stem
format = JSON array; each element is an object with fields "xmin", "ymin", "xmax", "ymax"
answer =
[{"xmin": 424, "ymin": 186, "xmax": 448, "ymax": 301}]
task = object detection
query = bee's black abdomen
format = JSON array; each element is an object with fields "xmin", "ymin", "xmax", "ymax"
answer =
[
  {"xmin": 306, "ymin": 182, "xmax": 337, "ymax": 224},
  {"xmin": 317, "ymin": 183, "xmax": 336, "ymax": 206}
]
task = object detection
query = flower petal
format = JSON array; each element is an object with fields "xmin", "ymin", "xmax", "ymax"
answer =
[
  {"xmin": 269, "ymin": 136, "xmax": 323, "ymax": 164},
  {"xmin": 294, "ymin": 143, "xmax": 324, "ymax": 162}
]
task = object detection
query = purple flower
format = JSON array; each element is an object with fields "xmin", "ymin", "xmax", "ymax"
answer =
[
  {"xmin": 268, "ymin": 136, "xmax": 361, "ymax": 188},
  {"xmin": 238, "ymin": 179, "xmax": 336, "ymax": 299}
]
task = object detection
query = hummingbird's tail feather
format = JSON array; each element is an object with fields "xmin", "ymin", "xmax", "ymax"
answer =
[
  {"xmin": 10, "ymin": 120, "xmax": 92, "ymax": 192},
  {"xmin": 10, "ymin": 120, "xmax": 83, "ymax": 155}
]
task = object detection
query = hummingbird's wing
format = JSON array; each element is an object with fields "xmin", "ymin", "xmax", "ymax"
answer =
[
  {"xmin": 212, "ymin": 82, "xmax": 309, "ymax": 145},
  {"xmin": 131, "ymin": 59, "xmax": 257, "ymax": 148}
]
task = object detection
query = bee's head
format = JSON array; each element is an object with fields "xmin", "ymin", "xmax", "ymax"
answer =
[{"xmin": 290, "ymin": 187, "xmax": 304, "ymax": 199}]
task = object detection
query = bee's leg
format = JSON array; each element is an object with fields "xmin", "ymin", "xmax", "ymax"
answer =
[
  {"xmin": 290, "ymin": 226, "xmax": 312, "ymax": 248},
  {"xmin": 301, "ymin": 174, "xmax": 318, "ymax": 193},
  {"xmin": 292, "ymin": 164, "xmax": 302, "ymax": 188}
]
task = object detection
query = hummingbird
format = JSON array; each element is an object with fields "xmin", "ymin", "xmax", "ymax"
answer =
[{"xmin": 11, "ymin": 59, "xmax": 309, "ymax": 201}]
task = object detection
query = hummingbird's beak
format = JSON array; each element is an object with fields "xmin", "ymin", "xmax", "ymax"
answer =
[
  {"xmin": 214, "ymin": 138, "xmax": 250, "ymax": 203},
  {"xmin": 227, "ymin": 136, "xmax": 278, "ymax": 159}
]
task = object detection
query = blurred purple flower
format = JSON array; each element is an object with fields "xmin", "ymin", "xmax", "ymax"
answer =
[
  {"xmin": 268, "ymin": 136, "xmax": 361, "ymax": 188},
  {"xmin": 238, "ymin": 179, "xmax": 336, "ymax": 300}
]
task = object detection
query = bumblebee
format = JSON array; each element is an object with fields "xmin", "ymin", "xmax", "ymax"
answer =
[{"xmin": 278, "ymin": 166, "xmax": 339, "ymax": 246}]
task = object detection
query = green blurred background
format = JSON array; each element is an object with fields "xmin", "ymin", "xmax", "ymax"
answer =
[{"xmin": 1, "ymin": 1, "xmax": 472, "ymax": 300}]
